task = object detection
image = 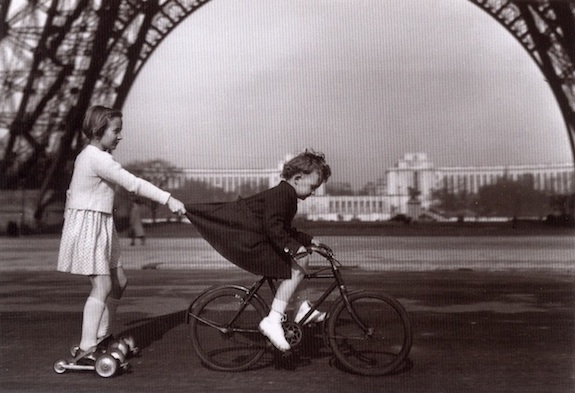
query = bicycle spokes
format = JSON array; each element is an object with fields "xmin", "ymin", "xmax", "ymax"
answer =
[
  {"xmin": 327, "ymin": 292, "xmax": 412, "ymax": 375},
  {"xmin": 189, "ymin": 287, "xmax": 268, "ymax": 371}
]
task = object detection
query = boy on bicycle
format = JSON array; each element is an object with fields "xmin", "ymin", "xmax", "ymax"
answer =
[{"xmin": 186, "ymin": 149, "xmax": 331, "ymax": 351}]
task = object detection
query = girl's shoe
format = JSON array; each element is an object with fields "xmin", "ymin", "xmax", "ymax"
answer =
[
  {"xmin": 97, "ymin": 334, "xmax": 115, "ymax": 348},
  {"xmin": 70, "ymin": 335, "xmax": 112, "ymax": 357},
  {"xmin": 72, "ymin": 347, "xmax": 99, "ymax": 365}
]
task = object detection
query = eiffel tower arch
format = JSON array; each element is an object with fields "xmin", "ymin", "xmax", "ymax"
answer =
[{"xmin": 0, "ymin": 0, "xmax": 574, "ymax": 224}]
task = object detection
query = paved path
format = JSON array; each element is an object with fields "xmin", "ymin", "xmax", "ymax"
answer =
[
  {"xmin": 2, "ymin": 235, "xmax": 574, "ymax": 272},
  {"xmin": 1, "ymin": 235, "xmax": 574, "ymax": 392},
  {"xmin": 1, "ymin": 267, "xmax": 574, "ymax": 393}
]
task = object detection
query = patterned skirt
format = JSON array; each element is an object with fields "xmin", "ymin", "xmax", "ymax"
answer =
[{"xmin": 57, "ymin": 209, "xmax": 121, "ymax": 275}]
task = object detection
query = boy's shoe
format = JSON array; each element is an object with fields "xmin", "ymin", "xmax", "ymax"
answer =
[
  {"xmin": 259, "ymin": 317, "xmax": 290, "ymax": 352},
  {"xmin": 295, "ymin": 301, "xmax": 326, "ymax": 325}
]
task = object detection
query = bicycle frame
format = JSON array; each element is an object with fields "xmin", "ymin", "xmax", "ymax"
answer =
[
  {"xmin": 297, "ymin": 246, "xmax": 369, "ymax": 332},
  {"xmin": 187, "ymin": 245, "xmax": 369, "ymax": 334},
  {"xmin": 187, "ymin": 280, "xmax": 270, "ymax": 331}
]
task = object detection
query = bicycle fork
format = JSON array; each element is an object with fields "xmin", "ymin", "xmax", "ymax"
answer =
[{"xmin": 331, "ymin": 270, "xmax": 372, "ymax": 337}]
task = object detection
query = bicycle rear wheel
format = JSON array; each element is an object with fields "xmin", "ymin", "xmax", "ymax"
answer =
[
  {"xmin": 189, "ymin": 287, "xmax": 268, "ymax": 371},
  {"xmin": 327, "ymin": 291, "xmax": 412, "ymax": 376}
]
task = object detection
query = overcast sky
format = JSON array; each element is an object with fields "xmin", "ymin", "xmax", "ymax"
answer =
[{"xmin": 116, "ymin": 0, "xmax": 573, "ymax": 188}]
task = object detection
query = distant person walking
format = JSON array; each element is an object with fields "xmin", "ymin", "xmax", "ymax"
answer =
[
  {"xmin": 129, "ymin": 200, "xmax": 146, "ymax": 246},
  {"xmin": 57, "ymin": 105, "xmax": 186, "ymax": 363}
]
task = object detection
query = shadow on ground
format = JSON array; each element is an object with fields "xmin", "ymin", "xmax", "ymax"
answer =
[{"xmin": 121, "ymin": 310, "xmax": 188, "ymax": 352}]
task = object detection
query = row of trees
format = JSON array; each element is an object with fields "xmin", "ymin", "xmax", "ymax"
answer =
[
  {"xmin": 325, "ymin": 173, "xmax": 567, "ymax": 219},
  {"xmin": 325, "ymin": 181, "xmax": 381, "ymax": 196},
  {"xmin": 431, "ymin": 176, "xmax": 554, "ymax": 218}
]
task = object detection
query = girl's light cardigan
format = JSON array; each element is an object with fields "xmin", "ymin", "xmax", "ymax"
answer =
[{"xmin": 65, "ymin": 145, "xmax": 171, "ymax": 214}]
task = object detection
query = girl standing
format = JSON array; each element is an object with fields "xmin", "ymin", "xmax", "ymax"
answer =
[{"xmin": 57, "ymin": 105, "xmax": 186, "ymax": 361}]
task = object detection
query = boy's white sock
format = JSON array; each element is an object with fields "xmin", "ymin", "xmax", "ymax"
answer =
[
  {"xmin": 268, "ymin": 299, "xmax": 288, "ymax": 322},
  {"xmin": 79, "ymin": 297, "xmax": 105, "ymax": 351}
]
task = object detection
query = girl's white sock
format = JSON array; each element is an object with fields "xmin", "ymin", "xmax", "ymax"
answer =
[
  {"xmin": 98, "ymin": 297, "xmax": 121, "ymax": 339},
  {"xmin": 97, "ymin": 305, "xmax": 109, "ymax": 340},
  {"xmin": 79, "ymin": 297, "xmax": 105, "ymax": 351}
]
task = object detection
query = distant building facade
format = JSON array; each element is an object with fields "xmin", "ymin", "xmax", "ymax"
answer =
[
  {"xmin": 157, "ymin": 153, "xmax": 574, "ymax": 221},
  {"xmin": 166, "ymin": 167, "xmax": 280, "ymax": 193},
  {"xmin": 298, "ymin": 195, "xmax": 392, "ymax": 221},
  {"xmin": 164, "ymin": 159, "xmax": 327, "ymax": 196},
  {"xmin": 385, "ymin": 153, "xmax": 575, "ymax": 212}
]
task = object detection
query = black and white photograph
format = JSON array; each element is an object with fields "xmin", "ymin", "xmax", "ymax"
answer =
[{"xmin": 1, "ymin": 1, "xmax": 573, "ymax": 392}]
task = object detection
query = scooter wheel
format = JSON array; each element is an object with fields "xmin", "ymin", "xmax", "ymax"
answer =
[
  {"xmin": 122, "ymin": 336, "xmax": 138, "ymax": 354},
  {"xmin": 112, "ymin": 341, "xmax": 129, "ymax": 357},
  {"xmin": 95, "ymin": 354, "xmax": 118, "ymax": 378},
  {"xmin": 109, "ymin": 349, "xmax": 126, "ymax": 364},
  {"xmin": 53, "ymin": 359, "xmax": 67, "ymax": 374}
]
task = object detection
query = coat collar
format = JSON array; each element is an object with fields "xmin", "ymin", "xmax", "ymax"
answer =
[{"xmin": 278, "ymin": 180, "xmax": 297, "ymax": 197}]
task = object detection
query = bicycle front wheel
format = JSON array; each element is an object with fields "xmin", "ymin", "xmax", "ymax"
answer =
[
  {"xmin": 327, "ymin": 291, "xmax": 412, "ymax": 376},
  {"xmin": 189, "ymin": 287, "xmax": 268, "ymax": 371}
]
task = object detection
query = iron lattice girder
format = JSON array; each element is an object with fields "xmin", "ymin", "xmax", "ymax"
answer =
[
  {"xmin": 468, "ymin": 0, "xmax": 575, "ymax": 150},
  {"xmin": 0, "ymin": 0, "xmax": 573, "ymax": 217},
  {"xmin": 0, "ymin": 0, "xmax": 211, "ymax": 187}
]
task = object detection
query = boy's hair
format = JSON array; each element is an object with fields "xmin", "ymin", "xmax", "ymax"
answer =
[
  {"xmin": 281, "ymin": 149, "xmax": 332, "ymax": 182},
  {"xmin": 82, "ymin": 105, "xmax": 122, "ymax": 140}
]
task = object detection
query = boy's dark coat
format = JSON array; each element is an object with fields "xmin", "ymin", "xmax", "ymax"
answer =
[{"xmin": 185, "ymin": 181, "xmax": 312, "ymax": 278}]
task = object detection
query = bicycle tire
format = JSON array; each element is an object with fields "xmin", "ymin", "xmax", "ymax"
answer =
[
  {"xmin": 189, "ymin": 287, "xmax": 268, "ymax": 371},
  {"xmin": 327, "ymin": 291, "xmax": 412, "ymax": 376}
]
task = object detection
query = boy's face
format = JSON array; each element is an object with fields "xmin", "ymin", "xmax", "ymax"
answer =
[{"xmin": 292, "ymin": 171, "xmax": 322, "ymax": 200}]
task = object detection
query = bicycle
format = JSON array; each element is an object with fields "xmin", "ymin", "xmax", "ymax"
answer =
[{"xmin": 186, "ymin": 244, "xmax": 413, "ymax": 376}]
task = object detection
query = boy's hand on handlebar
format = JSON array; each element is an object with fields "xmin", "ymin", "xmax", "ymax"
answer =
[
  {"xmin": 167, "ymin": 196, "xmax": 186, "ymax": 216},
  {"xmin": 310, "ymin": 241, "xmax": 333, "ymax": 256},
  {"xmin": 294, "ymin": 245, "xmax": 310, "ymax": 260}
]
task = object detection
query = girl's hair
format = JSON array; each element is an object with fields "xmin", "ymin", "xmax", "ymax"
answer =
[
  {"xmin": 82, "ymin": 105, "xmax": 122, "ymax": 140},
  {"xmin": 281, "ymin": 149, "xmax": 332, "ymax": 182}
]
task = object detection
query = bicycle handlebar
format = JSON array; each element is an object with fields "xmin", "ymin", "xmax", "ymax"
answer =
[
  {"xmin": 293, "ymin": 243, "xmax": 335, "ymax": 260},
  {"xmin": 309, "ymin": 243, "xmax": 334, "ymax": 258}
]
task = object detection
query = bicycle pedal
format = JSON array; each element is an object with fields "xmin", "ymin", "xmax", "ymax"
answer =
[{"xmin": 272, "ymin": 347, "xmax": 293, "ymax": 358}]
